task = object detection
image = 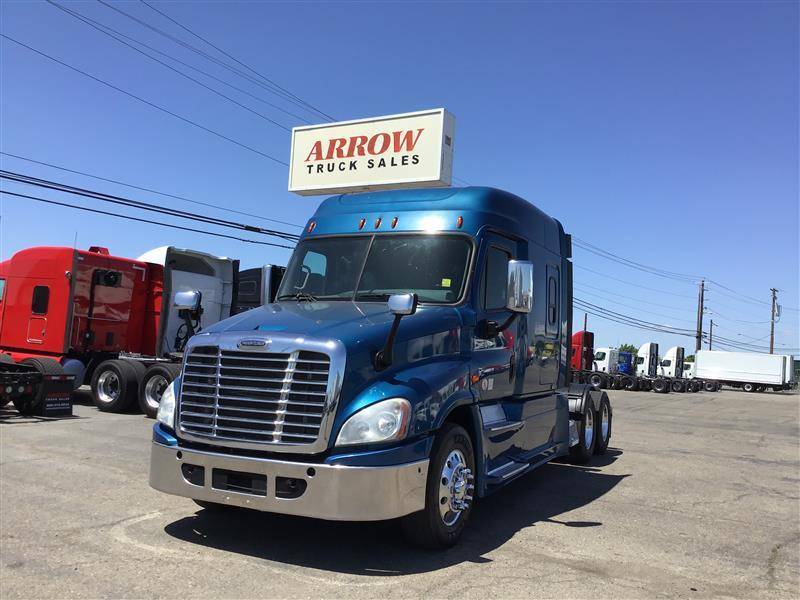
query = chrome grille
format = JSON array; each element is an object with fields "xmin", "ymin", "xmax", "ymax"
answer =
[{"xmin": 179, "ymin": 345, "xmax": 331, "ymax": 445}]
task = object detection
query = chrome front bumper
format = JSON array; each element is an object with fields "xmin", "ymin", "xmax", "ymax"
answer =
[{"xmin": 149, "ymin": 442, "xmax": 429, "ymax": 521}]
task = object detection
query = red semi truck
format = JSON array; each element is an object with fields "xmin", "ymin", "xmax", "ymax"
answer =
[{"xmin": 0, "ymin": 245, "xmax": 242, "ymax": 416}]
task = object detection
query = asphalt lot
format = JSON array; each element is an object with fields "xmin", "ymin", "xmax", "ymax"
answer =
[{"xmin": 1, "ymin": 387, "xmax": 798, "ymax": 599}]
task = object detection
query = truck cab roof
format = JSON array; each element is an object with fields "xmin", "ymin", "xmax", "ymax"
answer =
[{"xmin": 307, "ymin": 186, "xmax": 570, "ymax": 258}]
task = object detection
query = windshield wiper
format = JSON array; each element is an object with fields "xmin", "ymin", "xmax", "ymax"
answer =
[{"xmin": 276, "ymin": 292, "xmax": 318, "ymax": 302}]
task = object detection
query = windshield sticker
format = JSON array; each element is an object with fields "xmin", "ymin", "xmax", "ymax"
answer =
[{"xmin": 441, "ymin": 278, "xmax": 452, "ymax": 288}]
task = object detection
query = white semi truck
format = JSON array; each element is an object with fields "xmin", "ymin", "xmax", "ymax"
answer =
[{"xmin": 695, "ymin": 350, "xmax": 794, "ymax": 392}]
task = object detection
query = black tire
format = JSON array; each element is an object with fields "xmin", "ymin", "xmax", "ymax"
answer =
[
  {"xmin": 703, "ymin": 381, "xmax": 716, "ymax": 392},
  {"xmin": 623, "ymin": 377, "xmax": 639, "ymax": 391},
  {"xmin": 401, "ymin": 423, "xmax": 475, "ymax": 549},
  {"xmin": 91, "ymin": 359, "xmax": 142, "ymax": 412},
  {"xmin": 639, "ymin": 379, "xmax": 652, "ymax": 391},
  {"xmin": 0, "ymin": 354, "xmax": 14, "ymax": 405},
  {"xmin": 588, "ymin": 373, "xmax": 604, "ymax": 390},
  {"xmin": 13, "ymin": 358, "xmax": 64, "ymax": 415},
  {"xmin": 742, "ymin": 382, "xmax": 756, "ymax": 393},
  {"xmin": 652, "ymin": 378, "xmax": 668, "ymax": 394},
  {"xmin": 611, "ymin": 377, "xmax": 623, "ymax": 390},
  {"xmin": 138, "ymin": 363, "xmax": 182, "ymax": 418},
  {"xmin": 569, "ymin": 399, "xmax": 597, "ymax": 463},
  {"xmin": 690, "ymin": 380, "xmax": 702, "ymax": 393},
  {"xmin": 671, "ymin": 379, "xmax": 685, "ymax": 393},
  {"xmin": 594, "ymin": 394, "xmax": 612, "ymax": 455}
]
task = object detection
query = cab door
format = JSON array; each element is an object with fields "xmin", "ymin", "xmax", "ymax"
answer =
[{"xmin": 472, "ymin": 233, "xmax": 528, "ymax": 470}]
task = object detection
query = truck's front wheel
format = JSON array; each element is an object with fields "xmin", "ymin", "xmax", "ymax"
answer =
[{"xmin": 401, "ymin": 423, "xmax": 475, "ymax": 549}]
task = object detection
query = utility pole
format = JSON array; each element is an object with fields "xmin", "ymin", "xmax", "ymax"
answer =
[
  {"xmin": 770, "ymin": 288, "xmax": 778, "ymax": 354},
  {"xmin": 695, "ymin": 280, "xmax": 705, "ymax": 352},
  {"xmin": 708, "ymin": 319, "xmax": 713, "ymax": 350}
]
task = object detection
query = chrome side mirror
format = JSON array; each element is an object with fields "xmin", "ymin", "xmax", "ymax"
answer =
[
  {"xmin": 174, "ymin": 290, "xmax": 202, "ymax": 311},
  {"xmin": 388, "ymin": 293, "xmax": 418, "ymax": 316},
  {"xmin": 506, "ymin": 260, "xmax": 533, "ymax": 313}
]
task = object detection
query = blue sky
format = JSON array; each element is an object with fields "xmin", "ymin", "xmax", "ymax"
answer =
[{"xmin": 1, "ymin": 0, "xmax": 797, "ymax": 354}]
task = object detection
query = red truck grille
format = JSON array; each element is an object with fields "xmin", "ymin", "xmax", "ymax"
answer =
[{"xmin": 178, "ymin": 345, "xmax": 331, "ymax": 446}]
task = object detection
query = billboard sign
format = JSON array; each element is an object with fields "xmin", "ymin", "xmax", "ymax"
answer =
[{"xmin": 288, "ymin": 108, "xmax": 455, "ymax": 196}]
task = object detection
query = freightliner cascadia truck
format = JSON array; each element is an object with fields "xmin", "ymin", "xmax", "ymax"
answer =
[{"xmin": 149, "ymin": 186, "xmax": 614, "ymax": 548}]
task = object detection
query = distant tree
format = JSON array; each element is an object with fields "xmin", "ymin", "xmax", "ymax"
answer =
[
  {"xmin": 685, "ymin": 355, "xmax": 695, "ymax": 363},
  {"xmin": 618, "ymin": 343, "xmax": 638, "ymax": 354}
]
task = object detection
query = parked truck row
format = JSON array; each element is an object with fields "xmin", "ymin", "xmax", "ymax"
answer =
[
  {"xmin": 0, "ymin": 243, "xmax": 284, "ymax": 416},
  {"xmin": 571, "ymin": 330, "xmax": 795, "ymax": 394}
]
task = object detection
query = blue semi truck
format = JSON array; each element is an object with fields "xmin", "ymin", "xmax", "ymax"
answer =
[{"xmin": 149, "ymin": 186, "xmax": 613, "ymax": 548}]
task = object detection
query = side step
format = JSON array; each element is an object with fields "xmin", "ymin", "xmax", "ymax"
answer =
[{"xmin": 485, "ymin": 446, "xmax": 559, "ymax": 486}]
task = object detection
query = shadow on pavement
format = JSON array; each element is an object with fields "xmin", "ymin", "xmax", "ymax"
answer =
[{"xmin": 164, "ymin": 448, "xmax": 627, "ymax": 575}]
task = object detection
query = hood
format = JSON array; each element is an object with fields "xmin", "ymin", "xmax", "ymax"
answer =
[{"xmin": 203, "ymin": 300, "xmax": 463, "ymax": 360}]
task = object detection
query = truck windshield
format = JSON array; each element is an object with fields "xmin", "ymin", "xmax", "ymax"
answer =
[
  {"xmin": 594, "ymin": 351, "xmax": 607, "ymax": 360},
  {"xmin": 277, "ymin": 234, "xmax": 472, "ymax": 304}
]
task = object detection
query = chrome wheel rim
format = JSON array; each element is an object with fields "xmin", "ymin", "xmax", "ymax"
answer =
[
  {"xmin": 438, "ymin": 449, "xmax": 474, "ymax": 526},
  {"xmin": 144, "ymin": 375, "xmax": 169, "ymax": 410},
  {"xmin": 584, "ymin": 407, "xmax": 595, "ymax": 449},
  {"xmin": 601, "ymin": 403, "xmax": 610, "ymax": 441},
  {"xmin": 97, "ymin": 371, "xmax": 120, "ymax": 404}
]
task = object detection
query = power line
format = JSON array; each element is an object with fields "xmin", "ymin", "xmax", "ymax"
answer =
[
  {"xmin": 573, "ymin": 280, "xmax": 692, "ymax": 312},
  {"xmin": 0, "ymin": 190, "xmax": 294, "ymax": 249},
  {"xmin": 1, "ymin": 170, "xmax": 300, "ymax": 243},
  {"xmin": 47, "ymin": 0, "xmax": 292, "ymax": 132},
  {"xmin": 138, "ymin": 0, "xmax": 335, "ymax": 121},
  {"xmin": 575, "ymin": 265, "xmax": 696, "ymax": 299},
  {"xmin": 96, "ymin": 0, "xmax": 327, "ymax": 121},
  {"xmin": 0, "ymin": 152, "xmax": 303, "ymax": 229},
  {"xmin": 0, "ymin": 34, "xmax": 288, "ymax": 166},
  {"xmin": 574, "ymin": 298, "xmax": 696, "ymax": 335},
  {"xmin": 572, "ymin": 236, "xmax": 700, "ymax": 283},
  {"xmin": 46, "ymin": 1, "xmax": 311, "ymax": 123},
  {"xmin": 573, "ymin": 284, "xmax": 696, "ymax": 324}
]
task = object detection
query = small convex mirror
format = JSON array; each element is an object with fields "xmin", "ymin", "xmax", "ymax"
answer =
[
  {"xmin": 388, "ymin": 293, "xmax": 418, "ymax": 316},
  {"xmin": 506, "ymin": 260, "xmax": 533, "ymax": 313},
  {"xmin": 174, "ymin": 290, "xmax": 202, "ymax": 311}
]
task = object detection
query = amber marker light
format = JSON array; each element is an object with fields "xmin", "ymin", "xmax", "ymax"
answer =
[
  {"xmin": 307, "ymin": 221, "xmax": 316, "ymax": 233},
  {"xmin": 374, "ymin": 217, "xmax": 382, "ymax": 229},
  {"xmin": 358, "ymin": 218, "xmax": 366, "ymax": 230},
  {"xmin": 456, "ymin": 216, "xmax": 464, "ymax": 228},
  {"xmin": 391, "ymin": 216, "xmax": 399, "ymax": 229}
]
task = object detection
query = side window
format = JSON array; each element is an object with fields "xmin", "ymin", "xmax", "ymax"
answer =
[
  {"xmin": 32, "ymin": 285, "xmax": 50, "ymax": 315},
  {"xmin": 546, "ymin": 266, "xmax": 559, "ymax": 336},
  {"xmin": 0, "ymin": 278, "xmax": 5, "ymax": 301},
  {"xmin": 483, "ymin": 246, "xmax": 511, "ymax": 310},
  {"xmin": 661, "ymin": 359, "xmax": 671, "ymax": 367}
]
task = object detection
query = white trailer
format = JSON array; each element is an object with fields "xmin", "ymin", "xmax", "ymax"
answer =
[{"xmin": 695, "ymin": 350, "xmax": 789, "ymax": 392}]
